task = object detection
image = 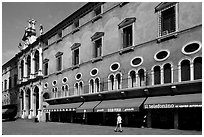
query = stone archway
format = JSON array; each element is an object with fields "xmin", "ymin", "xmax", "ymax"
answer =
[
  {"xmin": 34, "ymin": 86, "xmax": 39, "ymax": 117},
  {"xmin": 26, "ymin": 88, "xmax": 31, "ymax": 116}
]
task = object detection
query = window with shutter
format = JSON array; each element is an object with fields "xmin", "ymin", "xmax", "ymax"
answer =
[
  {"xmin": 118, "ymin": 17, "xmax": 135, "ymax": 50},
  {"xmin": 94, "ymin": 38, "xmax": 102, "ymax": 58},
  {"xmin": 156, "ymin": 2, "xmax": 178, "ymax": 38},
  {"xmin": 55, "ymin": 52, "xmax": 63, "ymax": 72},
  {"xmin": 73, "ymin": 49, "xmax": 79, "ymax": 65},
  {"xmin": 123, "ymin": 25, "xmax": 132, "ymax": 48}
]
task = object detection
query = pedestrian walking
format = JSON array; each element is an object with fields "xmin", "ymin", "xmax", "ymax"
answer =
[{"xmin": 114, "ymin": 113, "xmax": 123, "ymax": 132}]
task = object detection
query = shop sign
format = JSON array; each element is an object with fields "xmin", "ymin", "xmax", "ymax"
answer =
[
  {"xmin": 144, "ymin": 103, "xmax": 202, "ymax": 109},
  {"xmin": 96, "ymin": 109, "xmax": 104, "ymax": 112},
  {"xmin": 123, "ymin": 107, "xmax": 135, "ymax": 112},
  {"xmin": 107, "ymin": 108, "xmax": 121, "ymax": 112}
]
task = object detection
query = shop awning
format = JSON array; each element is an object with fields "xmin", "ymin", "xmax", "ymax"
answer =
[
  {"xmin": 76, "ymin": 101, "xmax": 101, "ymax": 113},
  {"xmin": 95, "ymin": 98, "xmax": 146, "ymax": 112},
  {"xmin": 44, "ymin": 102, "xmax": 83, "ymax": 112},
  {"xmin": 144, "ymin": 93, "xmax": 202, "ymax": 109}
]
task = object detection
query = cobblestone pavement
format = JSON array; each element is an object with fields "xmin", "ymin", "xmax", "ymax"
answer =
[{"xmin": 2, "ymin": 119, "xmax": 202, "ymax": 135}]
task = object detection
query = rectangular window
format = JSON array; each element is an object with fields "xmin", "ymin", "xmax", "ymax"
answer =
[
  {"xmin": 73, "ymin": 49, "xmax": 79, "ymax": 66},
  {"xmin": 57, "ymin": 56, "xmax": 62, "ymax": 71},
  {"xmin": 44, "ymin": 62, "xmax": 48, "ymax": 76},
  {"xmin": 94, "ymin": 38, "xmax": 102, "ymax": 58},
  {"xmin": 123, "ymin": 25, "xmax": 133, "ymax": 48},
  {"xmin": 161, "ymin": 6, "xmax": 176, "ymax": 36}
]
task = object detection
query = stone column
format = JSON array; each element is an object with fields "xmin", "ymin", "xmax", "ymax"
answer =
[
  {"xmin": 30, "ymin": 51, "xmax": 35, "ymax": 79},
  {"xmin": 38, "ymin": 84, "xmax": 43, "ymax": 121},
  {"xmin": 38, "ymin": 47, "xmax": 43, "ymax": 76},
  {"xmin": 127, "ymin": 75, "xmax": 131, "ymax": 88},
  {"xmin": 190, "ymin": 63, "xmax": 194, "ymax": 81},
  {"xmin": 29, "ymin": 87, "xmax": 34, "ymax": 119},
  {"xmin": 19, "ymin": 96, "xmax": 23, "ymax": 118},
  {"xmin": 18, "ymin": 62, "xmax": 22, "ymax": 83},
  {"xmin": 114, "ymin": 78, "xmax": 117, "ymax": 90},
  {"xmin": 161, "ymin": 68, "xmax": 164, "ymax": 84},
  {"xmin": 23, "ymin": 57, "xmax": 27, "ymax": 82},
  {"xmin": 33, "ymin": 91, "xmax": 37, "ymax": 117},
  {"xmin": 151, "ymin": 71, "xmax": 154, "ymax": 85},
  {"xmin": 23, "ymin": 90, "xmax": 28, "ymax": 118},
  {"xmin": 178, "ymin": 65, "xmax": 181, "ymax": 82}
]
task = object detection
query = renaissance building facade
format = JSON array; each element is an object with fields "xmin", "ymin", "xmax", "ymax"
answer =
[
  {"xmin": 2, "ymin": 56, "xmax": 18, "ymax": 108},
  {"xmin": 40, "ymin": 2, "xmax": 202, "ymax": 130},
  {"xmin": 16, "ymin": 19, "xmax": 45, "ymax": 121},
  {"xmin": 4, "ymin": 2, "xmax": 201, "ymax": 130}
]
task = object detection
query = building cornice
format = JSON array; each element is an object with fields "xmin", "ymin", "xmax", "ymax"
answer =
[{"xmin": 41, "ymin": 2, "xmax": 104, "ymax": 40}]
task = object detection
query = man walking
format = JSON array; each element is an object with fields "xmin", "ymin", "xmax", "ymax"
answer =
[{"xmin": 114, "ymin": 113, "xmax": 123, "ymax": 132}]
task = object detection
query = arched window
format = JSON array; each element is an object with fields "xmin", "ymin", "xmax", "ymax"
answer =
[
  {"xmin": 52, "ymin": 88, "xmax": 55, "ymax": 98},
  {"xmin": 27, "ymin": 55, "xmax": 31, "ymax": 77},
  {"xmin": 90, "ymin": 79, "xmax": 94, "ymax": 93},
  {"xmin": 21, "ymin": 60, "xmax": 24, "ymax": 79},
  {"xmin": 79, "ymin": 82, "xmax": 83, "ymax": 95},
  {"xmin": 95, "ymin": 78, "xmax": 100, "ymax": 93},
  {"xmin": 181, "ymin": 60, "xmax": 190, "ymax": 81},
  {"xmin": 154, "ymin": 66, "xmax": 161, "ymax": 85},
  {"xmin": 62, "ymin": 86, "xmax": 65, "ymax": 97},
  {"xmin": 65, "ymin": 85, "xmax": 69, "ymax": 97},
  {"xmin": 164, "ymin": 63, "xmax": 172, "ymax": 83},
  {"xmin": 138, "ymin": 69, "xmax": 145, "ymax": 86},
  {"xmin": 34, "ymin": 50, "xmax": 39, "ymax": 73},
  {"xmin": 109, "ymin": 75, "xmax": 114, "ymax": 90},
  {"xmin": 194, "ymin": 57, "xmax": 202, "ymax": 80},
  {"xmin": 26, "ymin": 88, "xmax": 31, "ymax": 115},
  {"xmin": 75, "ymin": 83, "xmax": 79, "ymax": 95},
  {"xmin": 130, "ymin": 70, "xmax": 136, "ymax": 88},
  {"xmin": 116, "ymin": 73, "xmax": 122, "ymax": 89}
]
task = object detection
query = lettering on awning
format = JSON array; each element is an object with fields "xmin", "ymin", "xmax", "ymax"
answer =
[
  {"xmin": 144, "ymin": 103, "xmax": 202, "ymax": 109},
  {"xmin": 96, "ymin": 109, "xmax": 104, "ymax": 112}
]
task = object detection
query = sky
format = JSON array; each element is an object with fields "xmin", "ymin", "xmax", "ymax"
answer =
[{"xmin": 2, "ymin": 2, "xmax": 86, "ymax": 65}]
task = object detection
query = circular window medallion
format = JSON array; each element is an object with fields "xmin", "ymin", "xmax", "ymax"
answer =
[
  {"xmin": 44, "ymin": 83, "xmax": 48, "ymax": 88},
  {"xmin": 75, "ymin": 73, "xmax": 82, "ymax": 80},
  {"xmin": 182, "ymin": 41, "xmax": 201, "ymax": 55},
  {"xmin": 110, "ymin": 62, "xmax": 120, "ymax": 72},
  {"xmin": 62, "ymin": 77, "xmax": 68, "ymax": 84},
  {"xmin": 154, "ymin": 50, "xmax": 170, "ymax": 62},
  {"xmin": 52, "ymin": 80, "xmax": 57, "ymax": 86},
  {"xmin": 131, "ymin": 56, "xmax": 143, "ymax": 67},
  {"xmin": 90, "ymin": 68, "xmax": 98, "ymax": 77}
]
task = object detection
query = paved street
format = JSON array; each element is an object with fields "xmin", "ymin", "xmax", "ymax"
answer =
[{"xmin": 2, "ymin": 119, "xmax": 202, "ymax": 135}]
